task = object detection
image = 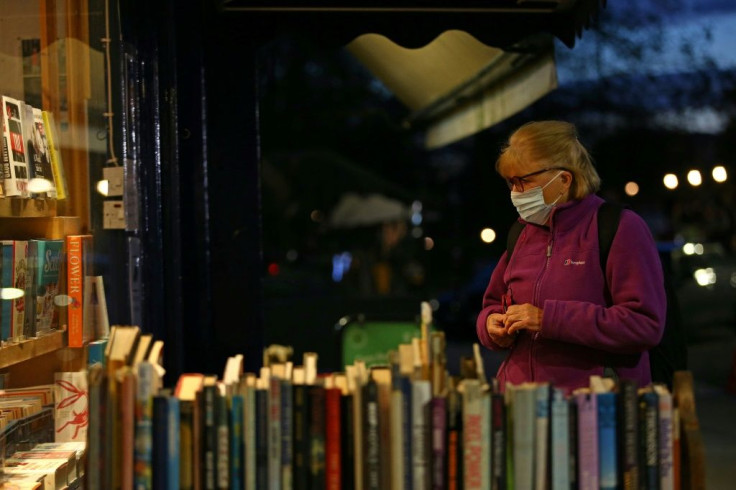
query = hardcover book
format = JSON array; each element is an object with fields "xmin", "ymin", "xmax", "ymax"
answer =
[
  {"xmin": 1, "ymin": 240, "xmax": 29, "ymax": 342},
  {"xmin": 617, "ymin": 379, "xmax": 639, "ymax": 490},
  {"xmin": 64, "ymin": 234, "xmax": 93, "ymax": 347},
  {"xmin": 510, "ymin": 383, "xmax": 537, "ymax": 490},
  {"xmin": 29, "ymin": 239, "xmax": 63, "ymax": 335},
  {"xmin": 54, "ymin": 371, "xmax": 89, "ymax": 443},
  {"xmin": 41, "ymin": 110, "xmax": 67, "ymax": 200},
  {"xmin": 25, "ymin": 106, "xmax": 56, "ymax": 198},
  {"xmin": 550, "ymin": 387, "xmax": 569, "ymax": 490},
  {"xmin": 638, "ymin": 387, "xmax": 660, "ymax": 490},
  {"xmin": 575, "ymin": 391, "xmax": 599, "ymax": 490}
]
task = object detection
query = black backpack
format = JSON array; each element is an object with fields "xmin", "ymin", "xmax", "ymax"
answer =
[{"xmin": 506, "ymin": 201, "xmax": 687, "ymax": 388}]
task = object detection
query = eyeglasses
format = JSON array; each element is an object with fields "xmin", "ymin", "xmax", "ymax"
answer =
[{"xmin": 505, "ymin": 167, "xmax": 568, "ymax": 192}]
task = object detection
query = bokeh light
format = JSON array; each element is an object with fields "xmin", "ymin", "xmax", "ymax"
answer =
[
  {"xmin": 624, "ymin": 181, "xmax": 639, "ymax": 196},
  {"xmin": 663, "ymin": 173, "xmax": 678, "ymax": 189},
  {"xmin": 480, "ymin": 228, "xmax": 496, "ymax": 244},
  {"xmin": 687, "ymin": 169, "xmax": 702, "ymax": 186},
  {"xmin": 712, "ymin": 165, "xmax": 727, "ymax": 183}
]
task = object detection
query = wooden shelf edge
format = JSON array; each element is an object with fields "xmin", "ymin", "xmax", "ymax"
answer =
[
  {"xmin": 0, "ymin": 215, "xmax": 81, "ymax": 239},
  {"xmin": 0, "ymin": 197, "xmax": 58, "ymax": 218},
  {"xmin": 0, "ymin": 330, "xmax": 68, "ymax": 369}
]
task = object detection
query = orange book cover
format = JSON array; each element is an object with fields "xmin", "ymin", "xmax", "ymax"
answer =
[{"xmin": 65, "ymin": 234, "xmax": 93, "ymax": 347}]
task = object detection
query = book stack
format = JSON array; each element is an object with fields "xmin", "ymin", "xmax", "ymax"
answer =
[{"xmin": 80, "ymin": 313, "xmax": 706, "ymax": 489}]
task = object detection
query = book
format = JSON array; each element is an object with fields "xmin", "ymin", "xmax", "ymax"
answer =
[
  {"xmin": 597, "ymin": 390, "xmax": 618, "ymax": 490},
  {"xmin": 153, "ymin": 389, "xmax": 181, "ymax": 490},
  {"xmin": 653, "ymin": 384, "xmax": 674, "ymax": 490},
  {"xmin": 639, "ymin": 387, "xmax": 660, "ymax": 490},
  {"xmin": 86, "ymin": 362, "xmax": 107, "ymax": 489},
  {"xmin": 363, "ymin": 376, "xmax": 381, "ymax": 490},
  {"xmin": 64, "ymin": 234, "xmax": 93, "ymax": 347},
  {"xmin": 1, "ymin": 240, "xmax": 29, "ymax": 342},
  {"xmin": 254, "ymin": 385, "xmax": 269, "ymax": 489},
  {"xmin": 175, "ymin": 371, "xmax": 205, "ymax": 489},
  {"xmin": 53, "ymin": 371, "xmax": 88, "ymax": 442},
  {"xmin": 430, "ymin": 395, "xmax": 447, "ymax": 490},
  {"xmin": 229, "ymin": 393, "xmax": 245, "ymax": 490},
  {"xmin": 201, "ymin": 376, "xmax": 218, "ymax": 490},
  {"xmin": 550, "ymin": 387, "xmax": 569, "ymax": 490},
  {"xmin": 23, "ymin": 239, "xmax": 38, "ymax": 339},
  {"xmin": 40, "ymin": 110, "xmax": 67, "ymax": 200},
  {"xmin": 446, "ymin": 381, "xmax": 462, "ymax": 490},
  {"xmin": 308, "ymin": 383, "xmax": 327, "ymax": 489},
  {"xmin": 28, "ymin": 239, "xmax": 63, "ymax": 336},
  {"xmin": 1, "ymin": 95, "xmax": 30, "ymax": 197},
  {"xmin": 411, "ymin": 378, "xmax": 432, "ymax": 490},
  {"xmin": 534, "ymin": 383, "xmax": 550, "ymax": 490},
  {"xmin": 325, "ymin": 386, "xmax": 342, "ymax": 490},
  {"xmin": 118, "ymin": 367, "xmax": 136, "ymax": 490},
  {"xmin": 215, "ymin": 384, "xmax": 229, "ymax": 490},
  {"xmin": 26, "ymin": 106, "xmax": 56, "ymax": 198},
  {"xmin": 510, "ymin": 383, "xmax": 537, "ymax": 490},
  {"xmin": 575, "ymin": 390, "xmax": 599, "ymax": 490},
  {"xmin": 618, "ymin": 379, "xmax": 640, "ymax": 490},
  {"xmin": 268, "ymin": 375, "xmax": 282, "ymax": 490},
  {"xmin": 1, "ymin": 241, "xmax": 13, "ymax": 341},
  {"xmin": 292, "ymin": 378, "xmax": 310, "ymax": 490},
  {"xmin": 134, "ymin": 361, "xmax": 157, "ymax": 489}
]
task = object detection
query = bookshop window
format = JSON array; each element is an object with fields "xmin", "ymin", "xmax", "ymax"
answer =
[{"xmin": 257, "ymin": 33, "xmax": 508, "ymax": 350}]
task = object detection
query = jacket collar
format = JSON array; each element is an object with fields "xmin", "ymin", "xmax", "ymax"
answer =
[{"xmin": 520, "ymin": 194, "xmax": 604, "ymax": 233}]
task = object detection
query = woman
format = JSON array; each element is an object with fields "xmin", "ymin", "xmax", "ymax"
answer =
[{"xmin": 476, "ymin": 120, "xmax": 666, "ymax": 393}]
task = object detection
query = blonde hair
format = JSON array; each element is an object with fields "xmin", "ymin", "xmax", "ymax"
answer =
[{"xmin": 496, "ymin": 120, "xmax": 601, "ymax": 199}]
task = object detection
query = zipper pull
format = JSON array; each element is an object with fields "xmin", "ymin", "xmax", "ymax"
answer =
[{"xmin": 547, "ymin": 243, "xmax": 552, "ymax": 257}]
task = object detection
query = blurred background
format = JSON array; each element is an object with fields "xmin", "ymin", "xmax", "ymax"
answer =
[{"xmin": 257, "ymin": 0, "xmax": 736, "ymax": 370}]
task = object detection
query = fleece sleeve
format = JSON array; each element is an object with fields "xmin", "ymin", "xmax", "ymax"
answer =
[
  {"xmin": 540, "ymin": 210, "xmax": 667, "ymax": 354},
  {"xmin": 476, "ymin": 252, "xmax": 511, "ymax": 351}
]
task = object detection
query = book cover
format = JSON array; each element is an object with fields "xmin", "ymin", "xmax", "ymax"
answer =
[
  {"xmin": 399, "ymin": 374, "xmax": 413, "ymax": 490},
  {"xmin": 568, "ymin": 395, "xmax": 578, "ymax": 490},
  {"xmin": 201, "ymin": 377, "xmax": 218, "ymax": 490},
  {"xmin": 372, "ymin": 366, "xmax": 393, "ymax": 490},
  {"xmin": 243, "ymin": 377, "xmax": 257, "ymax": 490},
  {"xmin": 268, "ymin": 376, "xmax": 282, "ymax": 490},
  {"xmin": 1, "ymin": 241, "xmax": 13, "ymax": 341},
  {"xmin": 597, "ymin": 391, "xmax": 618, "ymax": 490},
  {"xmin": 292, "ymin": 382, "xmax": 310, "ymax": 490},
  {"xmin": 575, "ymin": 391, "xmax": 599, "ymax": 490},
  {"xmin": 280, "ymin": 377, "xmax": 294, "ymax": 490},
  {"xmin": 54, "ymin": 371, "xmax": 88, "ymax": 443},
  {"xmin": 118, "ymin": 367, "xmax": 136, "ymax": 490},
  {"xmin": 29, "ymin": 239, "xmax": 63, "ymax": 335},
  {"xmin": 1, "ymin": 240, "xmax": 29, "ymax": 342},
  {"xmin": 1, "ymin": 95, "xmax": 30, "ymax": 197},
  {"xmin": 617, "ymin": 378, "xmax": 639, "ymax": 490},
  {"xmin": 86, "ymin": 362, "xmax": 107, "ymax": 489},
  {"xmin": 255, "ymin": 386, "xmax": 270, "ymax": 489},
  {"xmin": 23, "ymin": 239, "xmax": 38, "ymax": 339},
  {"xmin": 550, "ymin": 387, "xmax": 569, "ymax": 490},
  {"xmin": 215, "ymin": 386, "xmax": 230, "ymax": 490},
  {"xmin": 340, "ymin": 391, "xmax": 355, "ymax": 490},
  {"xmin": 639, "ymin": 388, "xmax": 660, "ymax": 490},
  {"xmin": 65, "ymin": 234, "xmax": 93, "ymax": 347},
  {"xmin": 26, "ymin": 106, "xmax": 56, "ymax": 198},
  {"xmin": 40, "ymin": 110, "xmax": 67, "ymax": 200}
]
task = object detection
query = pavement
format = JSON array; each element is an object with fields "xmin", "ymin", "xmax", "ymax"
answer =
[{"xmin": 447, "ymin": 325, "xmax": 736, "ymax": 489}]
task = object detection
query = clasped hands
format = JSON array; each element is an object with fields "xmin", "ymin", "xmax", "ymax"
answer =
[{"xmin": 486, "ymin": 303, "xmax": 543, "ymax": 348}]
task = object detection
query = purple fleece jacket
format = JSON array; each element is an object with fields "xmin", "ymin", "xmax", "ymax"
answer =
[{"xmin": 476, "ymin": 194, "xmax": 666, "ymax": 393}]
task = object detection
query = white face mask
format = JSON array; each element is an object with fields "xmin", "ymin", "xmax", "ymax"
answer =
[{"xmin": 510, "ymin": 171, "xmax": 564, "ymax": 225}]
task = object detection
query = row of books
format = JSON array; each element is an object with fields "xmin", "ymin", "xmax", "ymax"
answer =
[
  {"xmin": 86, "ymin": 320, "xmax": 706, "ymax": 490},
  {"xmin": 0, "ymin": 95, "xmax": 67, "ymax": 200},
  {"xmin": 0, "ymin": 235, "xmax": 106, "ymax": 348},
  {"xmin": 1, "ymin": 441, "xmax": 86, "ymax": 489}
]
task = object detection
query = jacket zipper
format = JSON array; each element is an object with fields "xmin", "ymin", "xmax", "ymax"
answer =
[{"xmin": 530, "ymin": 239, "xmax": 554, "ymax": 380}]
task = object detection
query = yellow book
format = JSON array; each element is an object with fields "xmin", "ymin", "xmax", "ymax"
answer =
[{"xmin": 40, "ymin": 110, "xmax": 67, "ymax": 200}]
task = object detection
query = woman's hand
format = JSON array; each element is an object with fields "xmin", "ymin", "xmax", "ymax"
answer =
[
  {"xmin": 486, "ymin": 313, "xmax": 516, "ymax": 348},
  {"xmin": 504, "ymin": 303, "xmax": 543, "ymax": 335}
]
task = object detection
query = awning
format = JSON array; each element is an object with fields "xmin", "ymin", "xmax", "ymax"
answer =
[{"xmin": 346, "ymin": 30, "xmax": 557, "ymax": 149}]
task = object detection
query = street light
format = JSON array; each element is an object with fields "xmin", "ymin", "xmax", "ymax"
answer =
[
  {"xmin": 712, "ymin": 165, "xmax": 728, "ymax": 183},
  {"xmin": 687, "ymin": 169, "xmax": 702, "ymax": 186},
  {"xmin": 663, "ymin": 173, "xmax": 678, "ymax": 190}
]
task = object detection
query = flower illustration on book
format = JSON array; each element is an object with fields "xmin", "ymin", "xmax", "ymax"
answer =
[{"xmin": 55, "ymin": 378, "xmax": 88, "ymax": 439}]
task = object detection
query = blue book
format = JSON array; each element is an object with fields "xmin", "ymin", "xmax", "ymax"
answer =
[
  {"xmin": 534, "ymin": 383, "xmax": 551, "ymax": 490},
  {"xmin": 30, "ymin": 238, "xmax": 63, "ymax": 335},
  {"xmin": 597, "ymin": 391, "xmax": 618, "ymax": 490},
  {"xmin": 134, "ymin": 361, "xmax": 156, "ymax": 489},
  {"xmin": 639, "ymin": 388, "xmax": 660, "ymax": 490},
  {"xmin": 1, "ymin": 241, "xmax": 13, "ymax": 341},
  {"xmin": 153, "ymin": 390, "xmax": 181, "ymax": 490},
  {"xmin": 230, "ymin": 394, "xmax": 244, "ymax": 490},
  {"xmin": 550, "ymin": 388, "xmax": 570, "ymax": 490}
]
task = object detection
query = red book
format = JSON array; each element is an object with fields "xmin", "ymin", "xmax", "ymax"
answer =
[
  {"xmin": 65, "ymin": 234, "xmax": 93, "ymax": 347},
  {"xmin": 325, "ymin": 387, "xmax": 342, "ymax": 490}
]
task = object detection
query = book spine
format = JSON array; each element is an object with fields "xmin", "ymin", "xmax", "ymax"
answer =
[
  {"xmin": 41, "ymin": 110, "xmax": 67, "ymax": 199},
  {"xmin": 255, "ymin": 388, "xmax": 270, "ymax": 490},
  {"xmin": 244, "ymin": 385, "xmax": 257, "ymax": 490},
  {"xmin": 463, "ymin": 379, "xmax": 483, "ymax": 490},
  {"xmin": 639, "ymin": 391, "xmax": 659, "ymax": 490},
  {"xmin": 341, "ymin": 393, "xmax": 355, "ymax": 490},
  {"xmin": 24, "ymin": 239, "xmax": 38, "ymax": 339},
  {"xmin": 119, "ymin": 369, "xmax": 136, "ymax": 490},
  {"xmin": 597, "ymin": 392, "xmax": 618, "ymax": 490},
  {"xmin": 618, "ymin": 379, "xmax": 639, "ymax": 490},
  {"xmin": 363, "ymin": 379, "xmax": 381, "ymax": 490},
  {"xmin": 1, "ymin": 242, "xmax": 13, "ymax": 341},
  {"xmin": 180, "ymin": 400, "xmax": 196, "ymax": 490},
  {"xmin": 10, "ymin": 240, "xmax": 28, "ymax": 341},
  {"xmin": 491, "ymin": 392, "xmax": 506, "ymax": 490},
  {"xmin": 431, "ymin": 396, "xmax": 447, "ymax": 490},
  {"xmin": 390, "ymin": 388, "xmax": 404, "ymax": 490},
  {"xmin": 309, "ymin": 385, "xmax": 327, "ymax": 490},
  {"xmin": 412, "ymin": 379, "xmax": 432, "ymax": 490},
  {"xmin": 400, "ymin": 375, "xmax": 413, "ymax": 489},
  {"xmin": 268, "ymin": 377, "xmax": 282, "ymax": 490},
  {"xmin": 576, "ymin": 392, "xmax": 598, "ymax": 490},
  {"xmin": 534, "ymin": 384, "xmax": 550, "ymax": 490},
  {"xmin": 325, "ymin": 387, "xmax": 342, "ymax": 490},
  {"xmin": 550, "ymin": 388, "xmax": 569, "ymax": 490},
  {"xmin": 230, "ymin": 394, "xmax": 244, "ymax": 490},
  {"xmin": 280, "ymin": 379, "xmax": 293, "ymax": 490},
  {"xmin": 512, "ymin": 386, "xmax": 536, "ymax": 490},
  {"xmin": 445, "ymin": 388, "xmax": 462, "ymax": 490},
  {"xmin": 657, "ymin": 389, "xmax": 674, "ymax": 490},
  {"xmin": 568, "ymin": 397, "xmax": 578, "ymax": 490},
  {"xmin": 65, "ymin": 236, "xmax": 84, "ymax": 347},
  {"xmin": 168, "ymin": 396, "xmax": 182, "ymax": 490},
  {"xmin": 216, "ymin": 390, "xmax": 229, "ymax": 490},
  {"xmin": 1, "ymin": 96, "xmax": 29, "ymax": 197},
  {"xmin": 202, "ymin": 383, "xmax": 218, "ymax": 490},
  {"xmin": 292, "ymin": 384, "xmax": 310, "ymax": 490},
  {"xmin": 134, "ymin": 362, "xmax": 155, "ymax": 489}
]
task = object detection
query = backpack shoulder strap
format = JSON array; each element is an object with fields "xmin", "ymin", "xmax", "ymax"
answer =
[
  {"xmin": 597, "ymin": 201, "xmax": 624, "ymax": 270},
  {"xmin": 506, "ymin": 220, "xmax": 526, "ymax": 262}
]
